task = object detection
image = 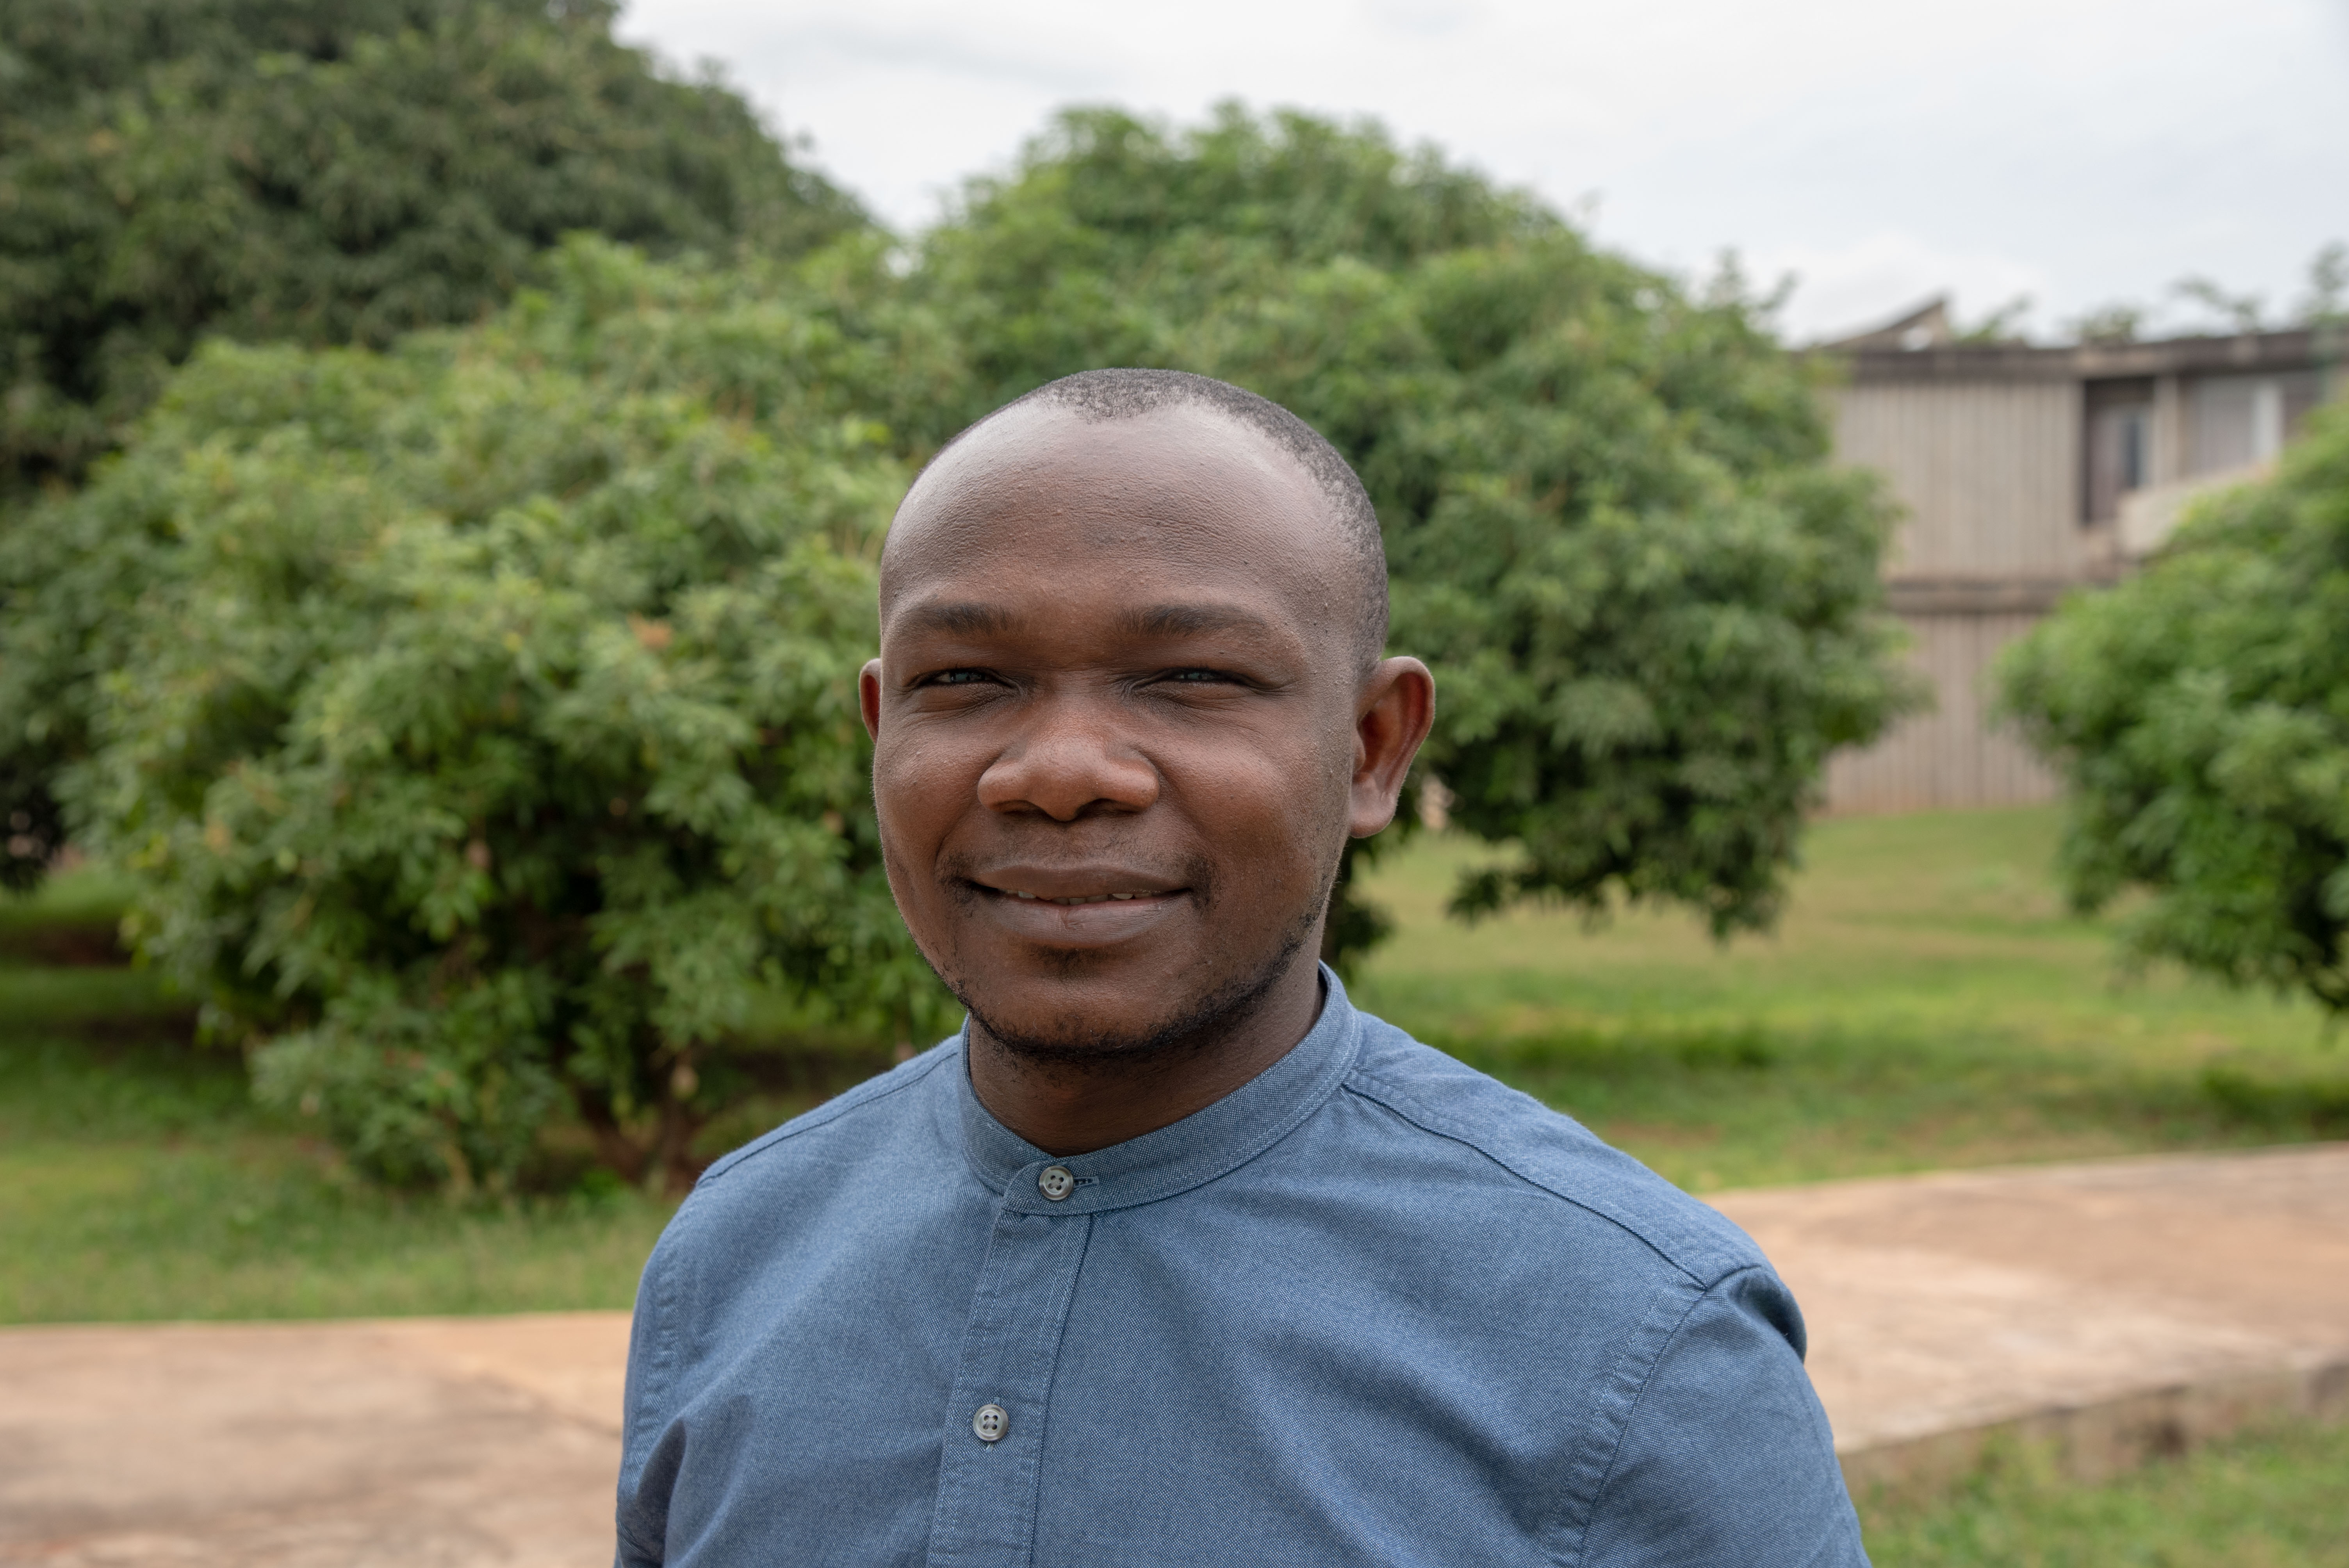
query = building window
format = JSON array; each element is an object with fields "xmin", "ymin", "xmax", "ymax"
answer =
[
  {"xmin": 2187, "ymin": 372, "xmax": 2315, "ymax": 476},
  {"xmin": 2083, "ymin": 380, "xmax": 2155, "ymax": 525}
]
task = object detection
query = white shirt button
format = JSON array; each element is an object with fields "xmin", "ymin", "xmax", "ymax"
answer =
[
  {"xmin": 1037, "ymin": 1165, "xmax": 1075, "ymax": 1201},
  {"xmin": 972, "ymin": 1403, "xmax": 1009, "ymax": 1442}
]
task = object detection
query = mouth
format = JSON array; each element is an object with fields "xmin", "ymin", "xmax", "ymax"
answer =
[
  {"xmin": 961, "ymin": 871, "xmax": 1194, "ymax": 948},
  {"xmin": 993, "ymin": 888, "xmax": 1167, "ymax": 907}
]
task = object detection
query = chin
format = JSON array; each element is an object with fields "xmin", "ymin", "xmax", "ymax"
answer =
[
  {"xmin": 946, "ymin": 926, "xmax": 1313, "ymax": 1067},
  {"xmin": 954, "ymin": 975, "xmax": 1214, "ymax": 1065}
]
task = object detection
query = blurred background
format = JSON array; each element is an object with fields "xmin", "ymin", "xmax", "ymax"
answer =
[
  {"xmin": 625, "ymin": 0, "xmax": 2348, "ymax": 341},
  {"xmin": 2, "ymin": 3, "xmax": 2346, "ymax": 1563}
]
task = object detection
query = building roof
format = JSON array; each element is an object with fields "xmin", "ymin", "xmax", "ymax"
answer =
[{"xmin": 1815, "ymin": 300, "xmax": 2339, "ymax": 384}]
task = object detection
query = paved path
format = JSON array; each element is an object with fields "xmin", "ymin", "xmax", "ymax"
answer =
[
  {"xmin": 0, "ymin": 1316, "xmax": 628, "ymax": 1566},
  {"xmin": 1711, "ymin": 1143, "xmax": 2349, "ymax": 1494},
  {"xmin": 4, "ymin": 1144, "xmax": 2345, "ymax": 1563}
]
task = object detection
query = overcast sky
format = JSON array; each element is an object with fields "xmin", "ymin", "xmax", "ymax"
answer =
[{"xmin": 619, "ymin": 0, "xmax": 2348, "ymax": 342}]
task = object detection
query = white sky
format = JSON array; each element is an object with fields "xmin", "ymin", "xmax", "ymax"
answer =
[{"xmin": 619, "ymin": 0, "xmax": 2349, "ymax": 342}]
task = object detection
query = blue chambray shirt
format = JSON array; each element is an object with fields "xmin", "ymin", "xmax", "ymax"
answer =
[{"xmin": 617, "ymin": 971, "xmax": 1868, "ymax": 1566}]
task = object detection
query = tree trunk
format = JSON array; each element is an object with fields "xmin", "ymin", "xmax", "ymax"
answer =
[
  {"xmin": 572, "ymin": 1044, "xmax": 712, "ymax": 1195},
  {"xmin": 576, "ymin": 1091, "xmax": 649, "ymax": 1187},
  {"xmin": 652, "ymin": 1044, "xmax": 709, "ymax": 1197}
]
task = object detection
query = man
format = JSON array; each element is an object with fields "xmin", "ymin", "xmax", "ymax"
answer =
[{"xmin": 616, "ymin": 370, "xmax": 1868, "ymax": 1566}]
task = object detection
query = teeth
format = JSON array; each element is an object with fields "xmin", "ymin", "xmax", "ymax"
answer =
[{"xmin": 1002, "ymin": 889, "xmax": 1155, "ymax": 905}]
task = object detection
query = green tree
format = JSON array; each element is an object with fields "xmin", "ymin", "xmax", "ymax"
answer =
[
  {"xmin": 915, "ymin": 106, "xmax": 1915, "ymax": 952},
  {"xmin": 19, "ymin": 240, "xmax": 952, "ymax": 1191},
  {"xmin": 6, "ymin": 104, "xmax": 1918, "ymax": 1188},
  {"xmin": 0, "ymin": 0, "xmax": 860, "ymax": 490},
  {"xmin": 2063, "ymin": 241, "xmax": 2347, "ymax": 344},
  {"xmin": 2001, "ymin": 402, "xmax": 2349, "ymax": 1014},
  {"xmin": 0, "ymin": 0, "xmax": 863, "ymax": 886}
]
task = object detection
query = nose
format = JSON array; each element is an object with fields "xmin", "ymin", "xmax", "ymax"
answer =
[{"xmin": 976, "ymin": 698, "xmax": 1160, "ymax": 822}]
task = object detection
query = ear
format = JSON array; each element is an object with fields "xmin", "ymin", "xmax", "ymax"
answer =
[
  {"xmin": 1349, "ymin": 657, "xmax": 1436, "ymax": 838},
  {"xmin": 859, "ymin": 659, "xmax": 884, "ymax": 742}
]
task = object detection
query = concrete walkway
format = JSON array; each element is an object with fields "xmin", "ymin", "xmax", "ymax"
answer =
[
  {"xmin": 0, "ymin": 1315, "xmax": 628, "ymax": 1567},
  {"xmin": 1711, "ymin": 1142, "xmax": 2349, "ymax": 1496},
  {"xmin": 4, "ymin": 1144, "xmax": 2345, "ymax": 1563}
]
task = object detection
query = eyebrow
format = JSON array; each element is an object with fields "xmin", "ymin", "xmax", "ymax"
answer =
[
  {"xmin": 1118, "ymin": 604, "xmax": 1278, "ymax": 640},
  {"xmin": 896, "ymin": 601, "xmax": 1017, "ymax": 638},
  {"xmin": 894, "ymin": 601, "xmax": 1279, "ymax": 641}
]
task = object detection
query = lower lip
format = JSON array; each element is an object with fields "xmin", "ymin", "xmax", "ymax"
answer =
[{"xmin": 977, "ymin": 889, "xmax": 1189, "ymax": 948}]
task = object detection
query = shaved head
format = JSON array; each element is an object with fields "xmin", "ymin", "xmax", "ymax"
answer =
[
  {"xmin": 861, "ymin": 369, "xmax": 1433, "ymax": 1151},
  {"xmin": 916, "ymin": 369, "xmax": 1388, "ymax": 669}
]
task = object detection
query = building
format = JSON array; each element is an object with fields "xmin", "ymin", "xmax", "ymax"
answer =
[{"xmin": 1818, "ymin": 301, "xmax": 2342, "ymax": 813}]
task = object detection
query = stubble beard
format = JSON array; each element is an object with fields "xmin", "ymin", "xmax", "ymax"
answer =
[{"xmin": 939, "ymin": 870, "xmax": 1327, "ymax": 1072}]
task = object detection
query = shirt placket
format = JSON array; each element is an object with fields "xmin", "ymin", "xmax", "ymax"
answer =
[{"xmin": 923, "ymin": 1166, "xmax": 1094, "ymax": 1568}]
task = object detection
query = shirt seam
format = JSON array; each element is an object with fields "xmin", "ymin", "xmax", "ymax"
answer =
[
  {"xmin": 622, "ymin": 1210, "xmax": 677, "ymax": 1461},
  {"xmin": 1016, "ymin": 1212, "xmax": 1094, "ymax": 1568},
  {"xmin": 1041, "ymin": 1026, "xmax": 1359, "ymax": 1212},
  {"xmin": 1795, "ymin": 1521, "xmax": 1855, "ymax": 1568},
  {"xmin": 982, "ymin": 1003, "xmax": 1367, "ymax": 1215},
  {"xmin": 618, "ymin": 1190, "xmax": 696, "ymax": 1563},
  {"xmin": 924, "ymin": 1203, "xmax": 1023, "ymax": 1558},
  {"xmin": 1551, "ymin": 1271, "xmax": 1718, "ymax": 1568},
  {"xmin": 1338, "ymin": 1067, "xmax": 1733, "ymax": 1287},
  {"xmin": 921, "ymin": 1211, "xmax": 1096, "ymax": 1565},
  {"xmin": 697, "ymin": 1043, "xmax": 958, "ymax": 1185}
]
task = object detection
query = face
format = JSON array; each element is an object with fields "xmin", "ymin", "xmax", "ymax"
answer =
[{"xmin": 863, "ymin": 401, "xmax": 1428, "ymax": 1058}]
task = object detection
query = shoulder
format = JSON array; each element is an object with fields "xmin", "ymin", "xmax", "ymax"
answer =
[
  {"xmin": 1337, "ymin": 1012, "xmax": 1768, "ymax": 1291},
  {"xmin": 663, "ymin": 1036, "xmax": 962, "ymax": 1226},
  {"xmin": 634, "ymin": 1035, "xmax": 969, "ymax": 1347}
]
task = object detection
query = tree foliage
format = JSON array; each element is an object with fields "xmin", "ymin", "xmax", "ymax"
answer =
[
  {"xmin": 0, "ymin": 0, "xmax": 860, "ymax": 489},
  {"xmin": 2063, "ymin": 243, "xmax": 2347, "ymax": 344},
  {"xmin": 916, "ymin": 106, "xmax": 1915, "ymax": 940},
  {"xmin": 11, "ymin": 240, "xmax": 950, "ymax": 1190},
  {"xmin": 2, "ymin": 105, "xmax": 1917, "ymax": 1189},
  {"xmin": 2001, "ymin": 403, "xmax": 2349, "ymax": 1014}
]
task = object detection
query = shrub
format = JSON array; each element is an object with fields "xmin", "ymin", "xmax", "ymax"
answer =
[
  {"xmin": 28, "ymin": 242, "xmax": 952, "ymax": 1192},
  {"xmin": 6, "ymin": 106, "xmax": 1923, "ymax": 1185},
  {"xmin": 915, "ymin": 107, "xmax": 1917, "ymax": 946},
  {"xmin": 0, "ymin": 0, "xmax": 861, "ymax": 489},
  {"xmin": 2001, "ymin": 401, "xmax": 2349, "ymax": 1013}
]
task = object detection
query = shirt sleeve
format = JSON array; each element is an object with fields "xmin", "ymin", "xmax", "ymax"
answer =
[
  {"xmin": 615, "ymin": 1212, "xmax": 691, "ymax": 1568},
  {"xmin": 1576, "ymin": 1265, "xmax": 1870, "ymax": 1568}
]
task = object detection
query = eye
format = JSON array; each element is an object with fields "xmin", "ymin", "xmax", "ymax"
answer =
[
  {"xmin": 1157, "ymin": 668, "xmax": 1241, "ymax": 687},
  {"xmin": 923, "ymin": 669, "xmax": 998, "ymax": 687}
]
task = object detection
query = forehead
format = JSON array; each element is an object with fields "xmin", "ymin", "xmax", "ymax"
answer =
[{"xmin": 880, "ymin": 401, "xmax": 1350, "ymax": 628}]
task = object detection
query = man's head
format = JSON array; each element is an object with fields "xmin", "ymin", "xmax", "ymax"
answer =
[{"xmin": 861, "ymin": 369, "xmax": 1434, "ymax": 1064}]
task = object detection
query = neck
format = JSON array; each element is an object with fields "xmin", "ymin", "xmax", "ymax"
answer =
[{"xmin": 965, "ymin": 951, "xmax": 1326, "ymax": 1157}]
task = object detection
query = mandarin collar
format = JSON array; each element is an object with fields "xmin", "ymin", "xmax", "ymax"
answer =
[{"xmin": 953, "ymin": 965, "xmax": 1363, "ymax": 1215}]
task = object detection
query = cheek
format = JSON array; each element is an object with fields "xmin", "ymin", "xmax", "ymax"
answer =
[
  {"xmin": 1182, "ymin": 736, "xmax": 1351, "ymax": 884},
  {"xmin": 871, "ymin": 729, "xmax": 970, "ymax": 857}
]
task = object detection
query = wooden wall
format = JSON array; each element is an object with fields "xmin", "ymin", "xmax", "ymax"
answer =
[
  {"xmin": 1823, "ymin": 610, "xmax": 2062, "ymax": 813},
  {"xmin": 1817, "ymin": 335, "xmax": 2328, "ymax": 813},
  {"xmin": 1821, "ymin": 375, "xmax": 2088, "ymax": 813},
  {"xmin": 1832, "ymin": 380, "xmax": 2086, "ymax": 579}
]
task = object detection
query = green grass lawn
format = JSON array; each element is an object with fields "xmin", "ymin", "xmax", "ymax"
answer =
[
  {"xmin": 0, "ymin": 868, "xmax": 670, "ymax": 1322},
  {"xmin": 0, "ymin": 1016, "xmax": 674, "ymax": 1323},
  {"xmin": 1862, "ymin": 1417, "xmax": 2349, "ymax": 1567},
  {"xmin": 5, "ymin": 805, "xmax": 2344, "ymax": 1325},
  {"xmin": 1352, "ymin": 806, "xmax": 2346, "ymax": 1191},
  {"xmin": 5, "ymin": 809, "xmax": 2347, "ymax": 1548}
]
